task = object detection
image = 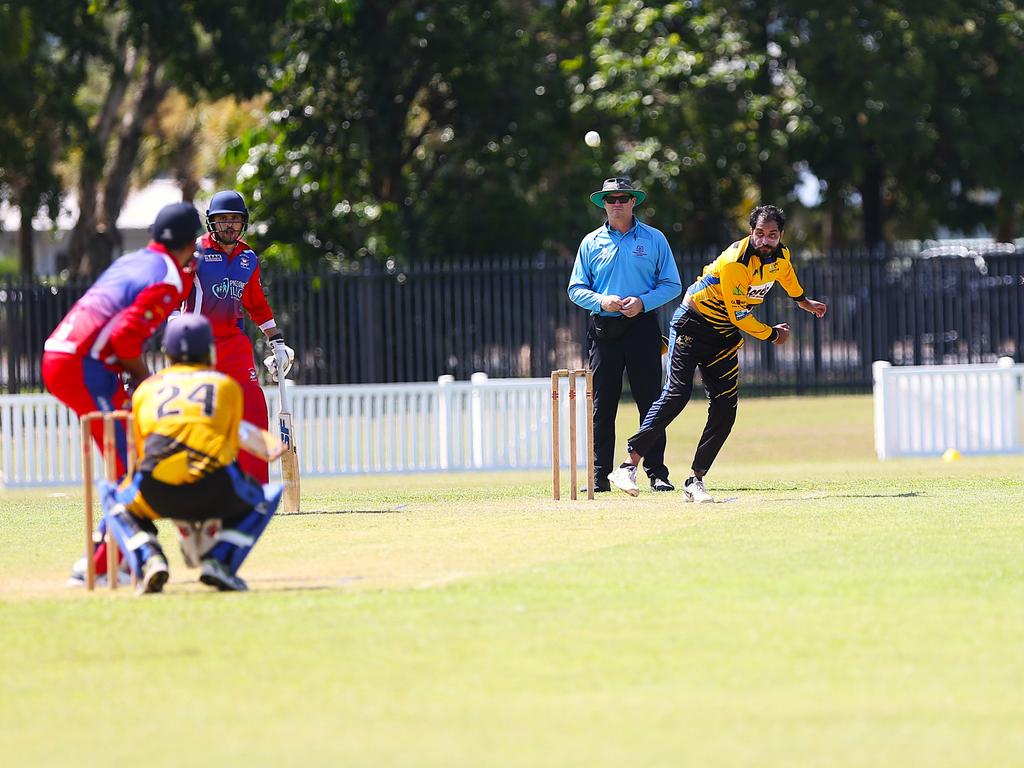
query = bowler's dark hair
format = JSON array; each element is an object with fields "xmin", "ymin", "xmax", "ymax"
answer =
[{"xmin": 749, "ymin": 204, "xmax": 786, "ymax": 231}]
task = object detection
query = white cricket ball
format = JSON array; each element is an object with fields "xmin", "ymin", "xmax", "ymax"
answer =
[{"xmin": 584, "ymin": 130, "xmax": 601, "ymax": 147}]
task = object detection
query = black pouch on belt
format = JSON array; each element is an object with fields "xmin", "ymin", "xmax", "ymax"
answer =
[{"xmin": 592, "ymin": 314, "xmax": 632, "ymax": 340}]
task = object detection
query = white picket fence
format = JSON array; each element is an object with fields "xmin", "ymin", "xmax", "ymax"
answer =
[
  {"xmin": 873, "ymin": 358, "xmax": 1024, "ymax": 459},
  {"xmin": 0, "ymin": 374, "xmax": 592, "ymax": 487}
]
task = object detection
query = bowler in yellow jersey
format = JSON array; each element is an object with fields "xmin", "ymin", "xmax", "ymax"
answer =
[{"xmin": 608, "ymin": 205, "xmax": 827, "ymax": 503}]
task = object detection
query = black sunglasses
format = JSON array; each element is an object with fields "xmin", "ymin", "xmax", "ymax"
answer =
[{"xmin": 603, "ymin": 195, "xmax": 634, "ymax": 204}]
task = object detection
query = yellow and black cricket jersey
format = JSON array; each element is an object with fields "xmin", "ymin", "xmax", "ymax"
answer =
[
  {"xmin": 685, "ymin": 236, "xmax": 805, "ymax": 340},
  {"xmin": 130, "ymin": 363, "xmax": 243, "ymax": 486}
]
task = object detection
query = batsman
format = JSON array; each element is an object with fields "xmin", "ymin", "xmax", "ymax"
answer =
[
  {"xmin": 179, "ymin": 190, "xmax": 295, "ymax": 484},
  {"xmin": 102, "ymin": 315, "xmax": 283, "ymax": 593}
]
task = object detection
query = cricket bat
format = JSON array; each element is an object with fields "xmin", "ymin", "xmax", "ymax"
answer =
[{"xmin": 275, "ymin": 352, "xmax": 301, "ymax": 513}]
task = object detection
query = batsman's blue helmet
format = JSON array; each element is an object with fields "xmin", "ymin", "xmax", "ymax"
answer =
[
  {"xmin": 206, "ymin": 190, "xmax": 249, "ymax": 234},
  {"xmin": 150, "ymin": 203, "xmax": 203, "ymax": 249},
  {"xmin": 162, "ymin": 315, "xmax": 214, "ymax": 364}
]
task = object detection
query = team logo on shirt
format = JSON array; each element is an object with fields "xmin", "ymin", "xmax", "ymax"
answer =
[
  {"xmin": 747, "ymin": 281, "xmax": 775, "ymax": 299},
  {"xmin": 212, "ymin": 277, "xmax": 246, "ymax": 300},
  {"xmin": 767, "ymin": 263, "xmax": 779, "ymax": 273},
  {"xmin": 634, "ymin": 245, "xmax": 646, "ymax": 257},
  {"xmin": 239, "ymin": 256, "xmax": 251, "ymax": 269}
]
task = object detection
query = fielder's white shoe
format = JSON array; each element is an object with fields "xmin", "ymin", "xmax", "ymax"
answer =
[
  {"xmin": 683, "ymin": 476, "xmax": 714, "ymax": 503},
  {"xmin": 608, "ymin": 463, "xmax": 640, "ymax": 497}
]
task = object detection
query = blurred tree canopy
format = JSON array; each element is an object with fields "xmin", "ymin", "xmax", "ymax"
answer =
[
  {"xmin": 63, "ymin": 0, "xmax": 288, "ymax": 278},
  {"xmin": 3, "ymin": 0, "xmax": 1024, "ymax": 275},
  {"xmin": 0, "ymin": 1, "xmax": 100, "ymax": 276},
  {"xmin": 228, "ymin": 0, "xmax": 595, "ymax": 264}
]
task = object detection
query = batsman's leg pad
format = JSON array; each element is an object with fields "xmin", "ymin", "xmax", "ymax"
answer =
[{"xmin": 207, "ymin": 481, "xmax": 282, "ymax": 572}]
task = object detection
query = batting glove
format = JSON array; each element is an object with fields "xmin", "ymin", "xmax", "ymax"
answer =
[{"xmin": 263, "ymin": 335, "xmax": 295, "ymax": 382}]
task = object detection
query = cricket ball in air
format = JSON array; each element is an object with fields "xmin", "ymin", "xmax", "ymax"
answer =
[
  {"xmin": 584, "ymin": 131, "xmax": 601, "ymax": 147},
  {"xmin": 942, "ymin": 447, "xmax": 961, "ymax": 462}
]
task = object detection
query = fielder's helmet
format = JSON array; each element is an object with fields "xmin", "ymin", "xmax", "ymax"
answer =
[
  {"xmin": 162, "ymin": 314, "xmax": 214, "ymax": 364},
  {"xmin": 205, "ymin": 190, "xmax": 249, "ymax": 237},
  {"xmin": 150, "ymin": 203, "xmax": 203, "ymax": 249}
]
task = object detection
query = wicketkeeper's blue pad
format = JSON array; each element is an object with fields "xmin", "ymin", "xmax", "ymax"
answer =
[
  {"xmin": 100, "ymin": 481, "xmax": 163, "ymax": 575},
  {"xmin": 206, "ymin": 480, "xmax": 283, "ymax": 572}
]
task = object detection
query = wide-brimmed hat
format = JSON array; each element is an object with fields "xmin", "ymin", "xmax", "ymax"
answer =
[{"xmin": 590, "ymin": 176, "xmax": 646, "ymax": 208}]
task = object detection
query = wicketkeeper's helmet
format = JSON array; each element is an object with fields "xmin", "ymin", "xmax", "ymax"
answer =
[{"xmin": 163, "ymin": 314, "xmax": 214, "ymax": 365}]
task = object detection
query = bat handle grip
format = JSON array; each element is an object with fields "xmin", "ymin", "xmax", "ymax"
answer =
[{"xmin": 275, "ymin": 350, "xmax": 290, "ymax": 407}]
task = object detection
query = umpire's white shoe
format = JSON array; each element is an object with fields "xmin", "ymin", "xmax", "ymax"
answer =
[
  {"xmin": 199, "ymin": 558, "xmax": 249, "ymax": 592},
  {"xmin": 683, "ymin": 477, "xmax": 714, "ymax": 503},
  {"xmin": 608, "ymin": 463, "xmax": 640, "ymax": 497}
]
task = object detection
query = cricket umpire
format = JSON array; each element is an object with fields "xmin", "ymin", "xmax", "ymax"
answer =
[{"xmin": 567, "ymin": 177, "xmax": 682, "ymax": 492}]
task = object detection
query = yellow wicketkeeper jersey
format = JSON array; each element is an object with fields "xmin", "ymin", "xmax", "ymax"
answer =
[
  {"xmin": 131, "ymin": 363, "xmax": 243, "ymax": 485},
  {"xmin": 685, "ymin": 236, "xmax": 806, "ymax": 340}
]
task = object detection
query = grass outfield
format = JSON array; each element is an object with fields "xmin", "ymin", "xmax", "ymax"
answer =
[{"xmin": 1, "ymin": 394, "xmax": 1023, "ymax": 767}]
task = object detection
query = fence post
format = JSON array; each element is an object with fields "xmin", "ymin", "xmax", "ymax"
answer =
[
  {"xmin": 438, "ymin": 375, "xmax": 454, "ymax": 469},
  {"xmin": 997, "ymin": 356, "xmax": 1017, "ymax": 450},
  {"xmin": 872, "ymin": 360, "xmax": 893, "ymax": 460},
  {"xmin": 470, "ymin": 372, "xmax": 488, "ymax": 468}
]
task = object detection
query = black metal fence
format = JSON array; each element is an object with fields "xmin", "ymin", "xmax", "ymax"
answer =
[{"xmin": 4, "ymin": 245, "xmax": 1023, "ymax": 394}]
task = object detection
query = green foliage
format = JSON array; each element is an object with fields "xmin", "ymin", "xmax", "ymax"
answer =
[
  {"xmin": 0, "ymin": 2, "xmax": 99, "ymax": 236},
  {"xmin": 565, "ymin": 1, "xmax": 810, "ymax": 244},
  {"xmin": 232, "ymin": 0, "xmax": 606, "ymax": 264},
  {"xmin": 7, "ymin": 0, "xmax": 1024, "ymax": 269}
]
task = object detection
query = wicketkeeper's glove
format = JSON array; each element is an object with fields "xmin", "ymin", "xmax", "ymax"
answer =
[{"xmin": 263, "ymin": 334, "xmax": 295, "ymax": 382}]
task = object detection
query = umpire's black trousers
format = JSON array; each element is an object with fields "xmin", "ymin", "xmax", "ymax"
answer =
[
  {"xmin": 588, "ymin": 311, "xmax": 668, "ymax": 486},
  {"xmin": 628, "ymin": 303, "xmax": 743, "ymax": 476}
]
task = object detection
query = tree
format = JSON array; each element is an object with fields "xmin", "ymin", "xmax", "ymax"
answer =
[
  {"xmin": 231, "ymin": 0, "xmax": 593, "ymax": 265},
  {"xmin": 771, "ymin": 1, "xmax": 1024, "ymax": 246},
  {"xmin": 65, "ymin": 0, "xmax": 287, "ymax": 278},
  {"xmin": 0, "ymin": 1, "xmax": 98, "ymax": 277},
  {"xmin": 917, "ymin": 3, "xmax": 1024, "ymax": 241},
  {"xmin": 562, "ymin": 0, "xmax": 809, "ymax": 246}
]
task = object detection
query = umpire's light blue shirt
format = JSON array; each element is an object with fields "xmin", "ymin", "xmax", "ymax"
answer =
[{"xmin": 567, "ymin": 217, "xmax": 682, "ymax": 316}]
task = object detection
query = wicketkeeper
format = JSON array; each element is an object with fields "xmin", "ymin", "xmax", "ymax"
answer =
[{"xmin": 102, "ymin": 315, "xmax": 282, "ymax": 594}]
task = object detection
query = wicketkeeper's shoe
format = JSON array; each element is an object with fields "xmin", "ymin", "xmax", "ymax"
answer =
[
  {"xmin": 682, "ymin": 476, "xmax": 714, "ymax": 503},
  {"xmin": 199, "ymin": 558, "xmax": 249, "ymax": 592},
  {"xmin": 608, "ymin": 463, "xmax": 640, "ymax": 497},
  {"xmin": 650, "ymin": 477, "xmax": 675, "ymax": 492},
  {"xmin": 137, "ymin": 554, "xmax": 169, "ymax": 595}
]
